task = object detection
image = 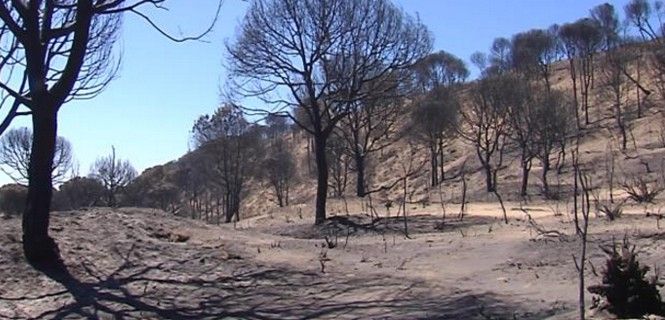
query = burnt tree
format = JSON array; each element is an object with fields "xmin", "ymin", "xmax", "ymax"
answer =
[
  {"xmin": 0, "ymin": 1, "xmax": 220, "ymax": 265},
  {"xmin": 226, "ymin": 0, "xmax": 431, "ymax": 224},
  {"xmin": 460, "ymin": 72, "xmax": 511, "ymax": 193},
  {"xmin": 411, "ymin": 51, "xmax": 468, "ymax": 187},
  {"xmin": 0, "ymin": 127, "xmax": 73, "ymax": 185}
]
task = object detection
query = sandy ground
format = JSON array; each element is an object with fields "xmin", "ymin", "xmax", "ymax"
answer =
[{"xmin": 1, "ymin": 203, "xmax": 664, "ymax": 319}]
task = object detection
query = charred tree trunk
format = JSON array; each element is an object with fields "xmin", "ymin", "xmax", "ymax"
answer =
[
  {"xmin": 557, "ymin": 142, "xmax": 567, "ymax": 175},
  {"xmin": 23, "ymin": 108, "xmax": 59, "ymax": 265},
  {"xmin": 636, "ymin": 57, "xmax": 643, "ymax": 118},
  {"xmin": 306, "ymin": 137, "xmax": 313, "ymax": 175},
  {"xmin": 615, "ymin": 101, "xmax": 627, "ymax": 151},
  {"xmin": 224, "ymin": 190, "xmax": 233, "ymax": 223},
  {"xmin": 542, "ymin": 156, "xmax": 551, "ymax": 197},
  {"xmin": 233, "ymin": 192, "xmax": 241, "ymax": 222},
  {"xmin": 484, "ymin": 163, "xmax": 495, "ymax": 192},
  {"xmin": 354, "ymin": 153, "xmax": 366, "ymax": 197},
  {"xmin": 460, "ymin": 168, "xmax": 467, "ymax": 221},
  {"xmin": 314, "ymin": 134, "xmax": 329, "ymax": 225},
  {"xmin": 438, "ymin": 140, "xmax": 445, "ymax": 181},
  {"xmin": 581, "ymin": 56, "xmax": 593, "ymax": 126},
  {"xmin": 519, "ymin": 148, "xmax": 532, "ymax": 198},
  {"xmin": 430, "ymin": 145, "xmax": 439, "ymax": 187},
  {"xmin": 276, "ymin": 188, "xmax": 284, "ymax": 207},
  {"xmin": 568, "ymin": 59, "xmax": 580, "ymax": 129},
  {"xmin": 520, "ymin": 160, "xmax": 531, "ymax": 198}
]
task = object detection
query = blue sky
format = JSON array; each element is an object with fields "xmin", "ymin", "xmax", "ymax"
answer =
[{"xmin": 0, "ymin": 0, "xmax": 633, "ymax": 185}]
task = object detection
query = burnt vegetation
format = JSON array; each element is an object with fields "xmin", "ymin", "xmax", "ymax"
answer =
[{"xmin": 4, "ymin": 1, "xmax": 665, "ymax": 319}]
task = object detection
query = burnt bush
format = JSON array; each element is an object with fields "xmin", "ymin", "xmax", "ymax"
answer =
[
  {"xmin": 588, "ymin": 237, "xmax": 664, "ymax": 318},
  {"xmin": 57, "ymin": 176, "xmax": 106, "ymax": 210},
  {"xmin": 619, "ymin": 175, "xmax": 663, "ymax": 204},
  {"xmin": 0, "ymin": 184, "xmax": 27, "ymax": 216}
]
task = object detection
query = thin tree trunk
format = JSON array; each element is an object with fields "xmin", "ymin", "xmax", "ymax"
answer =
[
  {"xmin": 306, "ymin": 137, "xmax": 313, "ymax": 175},
  {"xmin": 277, "ymin": 190, "xmax": 284, "ymax": 207},
  {"xmin": 275, "ymin": 181, "xmax": 284, "ymax": 207},
  {"xmin": 616, "ymin": 101, "xmax": 627, "ymax": 151},
  {"xmin": 542, "ymin": 157, "xmax": 550, "ymax": 197},
  {"xmin": 430, "ymin": 145, "xmax": 438, "ymax": 187},
  {"xmin": 314, "ymin": 134, "xmax": 329, "ymax": 225},
  {"xmin": 402, "ymin": 177, "xmax": 409, "ymax": 238},
  {"xmin": 23, "ymin": 109, "xmax": 59, "ymax": 265},
  {"xmin": 438, "ymin": 140, "xmax": 445, "ymax": 181},
  {"xmin": 285, "ymin": 184, "xmax": 289, "ymax": 206},
  {"xmin": 570, "ymin": 59, "xmax": 580, "ymax": 129},
  {"xmin": 520, "ymin": 157, "xmax": 531, "ymax": 198},
  {"xmin": 582, "ymin": 57, "xmax": 592, "ymax": 126},
  {"xmin": 578, "ymin": 234, "xmax": 587, "ymax": 320},
  {"xmin": 225, "ymin": 191, "xmax": 232, "ymax": 223},
  {"xmin": 355, "ymin": 153, "xmax": 366, "ymax": 197},
  {"xmin": 557, "ymin": 143, "xmax": 567, "ymax": 175},
  {"xmin": 484, "ymin": 164, "xmax": 494, "ymax": 192},
  {"xmin": 460, "ymin": 168, "xmax": 467, "ymax": 221},
  {"xmin": 636, "ymin": 58, "xmax": 642, "ymax": 118}
]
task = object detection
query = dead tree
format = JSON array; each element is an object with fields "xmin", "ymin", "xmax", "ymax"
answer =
[
  {"xmin": 602, "ymin": 49, "xmax": 632, "ymax": 151},
  {"xmin": 533, "ymin": 90, "xmax": 575, "ymax": 198},
  {"xmin": 327, "ymin": 133, "xmax": 352, "ymax": 198},
  {"xmin": 339, "ymin": 74, "xmax": 403, "ymax": 197},
  {"xmin": 89, "ymin": 146, "xmax": 136, "ymax": 207},
  {"xmin": 0, "ymin": 127, "xmax": 73, "ymax": 185},
  {"xmin": 504, "ymin": 76, "xmax": 537, "ymax": 198},
  {"xmin": 410, "ymin": 87, "xmax": 460, "ymax": 187},
  {"xmin": 591, "ymin": 3, "xmax": 620, "ymax": 52},
  {"xmin": 624, "ymin": 0, "xmax": 665, "ymax": 100},
  {"xmin": 411, "ymin": 51, "xmax": 468, "ymax": 186},
  {"xmin": 226, "ymin": 0, "xmax": 432, "ymax": 225},
  {"xmin": 176, "ymin": 151, "xmax": 213, "ymax": 219},
  {"xmin": 460, "ymin": 73, "xmax": 511, "ymax": 193},
  {"xmin": 559, "ymin": 19, "xmax": 602, "ymax": 127},
  {"xmin": 192, "ymin": 105, "xmax": 261, "ymax": 223},
  {"xmin": 0, "ymin": 1, "xmax": 220, "ymax": 265},
  {"xmin": 263, "ymin": 138, "xmax": 296, "ymax": 207},
  {"xmin": 572, "ymin": 147, "xmax": 593, "ymax": 320},
  {"xmin": 393, "ymin": 143, "xmax": 427, "ymax": 239},
  {"xmin": 510, "ymin": 28, "xmax": 560, "ymax": 91},
  {"xmin": 605, "ymin": 143, "xmax": 617, "ymax": 204},
  {"xmin": 459, "ymin": 162, "xmax": 468, "ymax": 221}
]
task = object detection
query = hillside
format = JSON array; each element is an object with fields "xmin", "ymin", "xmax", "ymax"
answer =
[{"xmin": 128, "ymin": 45, "xmax": 665, "ymax": 224}]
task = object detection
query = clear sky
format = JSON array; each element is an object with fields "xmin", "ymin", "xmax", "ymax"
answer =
[{"xmin": 0, "ymin": 0, "xmax": 634, "ymax": 185}]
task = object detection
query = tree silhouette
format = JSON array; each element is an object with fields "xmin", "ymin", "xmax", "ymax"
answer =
[
  {"xmin": 338, "ymin": 72, "xmax": 403, "ymax": 197},
  {"xmin": 411, "ymin": 51, "xmax": 468, "ymax": 187},
  {"xmin": 410, "ymin": 87, "xmax": 460, "ymax": 187},
  {"xmin": 510, "ymin": 28, "xmax": 559, "ymax": 91},
  {"xmin": 89, "ymin": 147, "xmax": 137, "ymax": 208},
  {"xmin": 192, "ymin": 104, "xmax": 261, "ymax": 223},
  {"xmin": 459, "ymin": 73, "xmax": 511, "ymax": 193},
  {"xmin": 0, "ymin": 1, "xmax": 220, "ymax": 265},
  {"xmin": 263, "ymin": 138, "xmax": 295, "ymax": 207},
  {"xmin": 57, "ymin": 176, "xmax": 106, "ymax": 209},
  {"xmin": 559, "ymin": 18, "xmax": 602, "ymax": 126},
  {"xmin": 532, "ymin": 89, "xmax": 574, "ymax": 197},
  {"xmin": 226, "ymin": 0, "xmax": 431, "ymax": 224},
  {"xmin": 0, "ymin": 127, "xmax": 73, "ymax": 185},
  {"xmin": 591, "ymin": 3, "xmax": 620, "ymax": 51}
]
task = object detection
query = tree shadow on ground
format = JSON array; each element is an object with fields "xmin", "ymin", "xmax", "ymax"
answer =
[{"xmin": 0, "ymin": 243, "xmax": 562, "ymax": 320}]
